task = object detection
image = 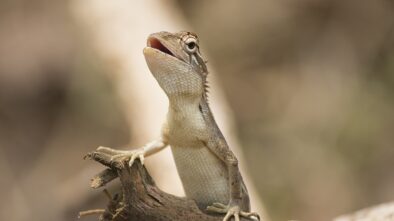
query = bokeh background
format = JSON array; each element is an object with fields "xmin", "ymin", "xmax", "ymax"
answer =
[{"xmin": 0, "ymin": 0, "xmax": 393, "ymax": 221}]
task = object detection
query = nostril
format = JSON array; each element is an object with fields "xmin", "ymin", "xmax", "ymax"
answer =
[{"xmin": 148, "ymin": 37, "xmax": 174, "ymax": 56}]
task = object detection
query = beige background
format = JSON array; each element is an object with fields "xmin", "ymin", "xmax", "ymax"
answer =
[{"xmin": 0, "ymin": 0, "xmax": 393, "ymax": 221}]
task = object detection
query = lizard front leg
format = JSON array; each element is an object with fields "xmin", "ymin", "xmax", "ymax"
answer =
[
  {"xmin": 96, "ymin": 139, "xmax": 168, "ymax": 167},
  {"xmin": 205, "ymin": 138, "xmax": 260, "ymax": 221}
]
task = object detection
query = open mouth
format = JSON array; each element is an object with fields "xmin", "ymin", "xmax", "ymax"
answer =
[{"xmin": 147, "ymin": 37, "xmax": 174, "ymax": 57}]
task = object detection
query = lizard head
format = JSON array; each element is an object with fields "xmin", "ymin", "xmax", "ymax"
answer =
[{"xmin": 143, "ymin": 31, "xmax": 208, "ymax": 99}]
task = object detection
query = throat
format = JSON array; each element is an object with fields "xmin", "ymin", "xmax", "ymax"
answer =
[
  {"xmin": 169, "ymin": 99, "xmax": 199, "ymax": 115},
  {"xmin": 168, "ymin": 95, "xmax": 202, "ymax": 112},
  {"xmin": 167, "ymin": 96, "xmax": 205, "ymax": 124}
]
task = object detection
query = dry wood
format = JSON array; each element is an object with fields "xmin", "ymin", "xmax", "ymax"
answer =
[{"xmin": 83, "ymin": 150, "xmax": 252, "ymax": 221}]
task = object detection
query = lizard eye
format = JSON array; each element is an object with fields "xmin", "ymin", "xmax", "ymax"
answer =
[{"xmin": 184, "ymin": 37, "xmax": 198, "ymax": 53}]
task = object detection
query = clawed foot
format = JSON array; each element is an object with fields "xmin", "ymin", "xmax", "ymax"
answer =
[
  {"xmin": 207, "ymin": 202, "xmax": 260, "ymax": 221},
  {"xmin": 96, "ymin": 146, "xmax": 145, "ymax": 167}
]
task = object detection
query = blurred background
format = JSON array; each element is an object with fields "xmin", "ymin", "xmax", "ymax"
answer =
[{"xmin": 0, "ymin": 0, "xmax": 393, "ymax": 221}]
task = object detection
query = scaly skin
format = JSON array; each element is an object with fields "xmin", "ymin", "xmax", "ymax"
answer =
[{"xmin": 97, "ymin": 31, "xmax": 259, "ymax": 221}]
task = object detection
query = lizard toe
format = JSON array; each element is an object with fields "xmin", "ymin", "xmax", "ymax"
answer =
[
  {"xmin": 240, "ymin": 211, "xmax": 260, "ymax": 220},
  {"xmin": 223, "ymin": 205, "xmax": 240, "ymax": 221},
  {"xmin": 207, "ymin": 203, "xmax": 260, "ymax": 221},
  {"xmin": 206, "ymin": 202, "xmax": 228, "ymax": 212}
]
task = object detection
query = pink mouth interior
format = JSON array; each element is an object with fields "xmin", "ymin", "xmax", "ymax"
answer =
[{"xmin": 148, "ymin": 37, "xmax": 174, "ymax": 57}]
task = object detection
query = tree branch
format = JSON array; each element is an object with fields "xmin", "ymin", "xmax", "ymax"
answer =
[{"xmin": 83, "ymin": 151, "xmax": 241, "ymax": 221}]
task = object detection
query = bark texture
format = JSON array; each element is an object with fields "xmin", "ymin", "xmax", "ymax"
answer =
[{"xmin": 84, "ymin": 151, "xmax": 250, "ymax": 221}]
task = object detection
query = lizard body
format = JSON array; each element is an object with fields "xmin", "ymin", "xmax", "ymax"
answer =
[{"xmin": 98, "ymin": 31, "xmax": 258, "ymax": 221}]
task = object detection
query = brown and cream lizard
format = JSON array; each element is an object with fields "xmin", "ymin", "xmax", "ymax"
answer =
[{"xmin": 97, "ymin": 31, "xmax": 259, "ymax": 221}]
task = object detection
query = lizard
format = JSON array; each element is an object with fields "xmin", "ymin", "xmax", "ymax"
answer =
[{"xmin": 97, "ymin": 31, "xmax": 259, "ymax": 221}]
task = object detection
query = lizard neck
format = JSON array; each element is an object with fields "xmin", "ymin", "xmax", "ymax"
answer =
[
  {"xmin": 166, "ymin": 94, "xmax": 208, "ymax": 140},
  {"xmin": 168, "ymin": 94, "xmax": 204, "ymax": 114},
  {"xmin": 167, "ymin": 92, "xmax": 218, "ymax": 128}
]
